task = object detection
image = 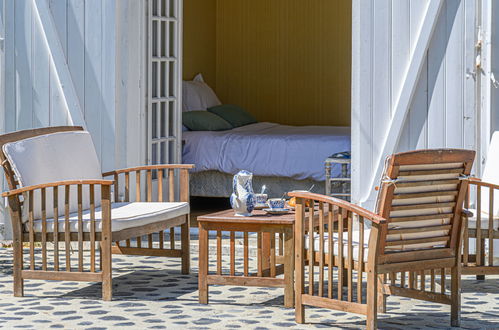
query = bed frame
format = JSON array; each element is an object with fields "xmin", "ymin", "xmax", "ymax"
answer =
[{"xmin": 190, "ymin": 170, "xmax": 325, "ymax": 198}]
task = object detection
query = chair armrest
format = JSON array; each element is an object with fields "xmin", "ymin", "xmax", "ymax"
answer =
[
  {"xmin": 102, "ymin": 164, "xmax": 195, "ymax": 177},
  {"xmin": 2, "ymin": 179, "xmax": 114, "ymax": 197},
  {"xmin": 288, "ymin": 191, "xmax": 386, "ymax": 224},
  {"xmin": 461, "ymin": 208, "xmax": 474, "ymax": 218},
  {"xmin": 467, "ymin": 178, "xmax": 499, "ymax": 190}
]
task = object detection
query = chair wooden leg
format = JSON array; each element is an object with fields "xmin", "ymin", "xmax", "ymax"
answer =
[
  {"xmin": 12, "ymin": 238, "xmax": 24, "ymax": 297},
  {"xmin": 181, "ymin": 218, "xmax": 190, "ymax": 275},
  {"xmin": 477, "ymin": 239, "xmax": 486, "ymax": 280},
  {"xmin": 450, "ymin": 265, "xmax": 461, "ymax": 327},
  {"xmin": 366, "ymin": 271, "xmax": 378, "ymax": 330},
  {"xmin": 377, "ymin": 274, "xmax": 387, "ymax": 313}
]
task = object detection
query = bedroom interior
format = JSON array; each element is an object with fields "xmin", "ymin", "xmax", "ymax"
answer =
[{"xmin": 182, "ymin": 0, "xmax": 352, "ymax": 217}]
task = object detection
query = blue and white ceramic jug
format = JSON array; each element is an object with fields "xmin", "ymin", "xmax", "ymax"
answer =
[{"xmin": 230, "ymin": 170, "xmax": 255, "ymax": 216}]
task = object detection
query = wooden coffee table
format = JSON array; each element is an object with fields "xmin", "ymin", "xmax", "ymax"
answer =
[{"xmin": 197, "ymin": 209, "xmax": 295, "ymax": 307}]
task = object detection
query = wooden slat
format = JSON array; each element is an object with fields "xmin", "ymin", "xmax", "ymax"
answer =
[
  {"xmin": 318, "ymin": 202, "xmax": 324, "ymax": 297},
  {"xmin": 64, "ymin": 185, "xmax": 71, "ymax": 271},
  {"xmin": 124, "ymin": 172, "xmax": 130, "ymax": 202},
  {"xmin": 357, "ymin": 216, "xmax": 364, "ymax": 303},
  {"xmin": 385, "ymin": 236, "xmax": 450, "ymax": 247},
  {"xmin": 279, "ymin": 233, "xmax": 284, "ymax": 256},
  {"xmin": 398, "ymin": 168, "xmax": 463, "ymax": 176},
  {"xmin": 90, "ymin": 185, "xmax": 96, "ymax": 272},
  {"xmin": 159, "ymin": 230, "xmax": 164, "ymax": 249},
  {"xmin": 136, "ymin": 170, "xmax": 141, "ymax": 202},
  {"xmin": 169, "ymin": 169, "xmax": 174, "ymax": 202},
  {"xmin": 22, "ymin": 270, "xmax": 102, "ymax": 282},
  {"xmin": 147, "ymin": 170, "xmax": 152, "ymax": 202},
  {"xmin": 476, "ymin": 186, "xmax": 482, "ymax": 268},
  {"xmin": 390, "ymin": 202, "xmax": 455, "ymax": 211},
  {"xmin": 77, "ymin": 184, "xmax": 83, "ymax": 272},
  {"xmin": 257, "ymin": 232, "xmax": 263, "ymax": 277},
  {"xmin": 244, "ymin": 232, "xmax": 249, "ymax": 276},
  {"xmin": 387, "ymin": 225, "xmax": 452, "ymax": 235},
  {"xmin": 41, "ymin": 188, "xmax": 47, "ymax": 271},
  {"xmin": 430, "ymin": 269, "xmax": 435, "ymax": 292},
  {"xmin": 148, "ymin": 234, "xmax": 153, "ymax": 249},
  {"xmin": 158, "ymin": 169, "xmax": 163, "ymax": 202},
  {"xmin": 393, "ymin": 190, "xmax": 458, "ymax": 200},
  {"xmin": 328, "ymin": 204, "xmax": 333, "ymax": 299},
  {"xmin": 489, "ymin": 187, "xmax": 494, "ymax": 266},
  {"xmin": 217, "ymin": 230, "xmax": 222, "ymax": 275},
  {"xmin": 394, "ymin": 179, "xmax": 460, "ymax": 188},
  {"xmin": 170, "ymin": 227, "xmax": 175, "ymax": 249},
  {"xmin": 230, "ymin": 231, "xmax": 235, "ymax": 276},
  {"xmin": 111, "ymin": 246, "xmax": 183, "ymax": 257},
  {"xmin": 420, "ymin": 270, "xmax": 425, "ymax": 291},
  {"xmin": 308, "ymin": 202, "xmax": 315, "ymax": 295},
  {"xmin": 52, "ymin": 187, "xmax": 59, "ymax": 271},
  {"xmin": 389, "ymin": 213, "xmax": 453, "ymax": 223},
  {"xmin": 270, "ymin": 232, "xmax": 276, "ymax": 278},
  {"xmin": 28, "ymin": 191, "xmax": 34, "ymax": 270},
  {"xmin": 347, "ymin": 211, "xmax": 353, "ymax": 302},
  {"xmin": 207, "ymin": 275, "xmax": 285, "ymax": 287},
  {"xmin": 338, "ymin": 207, "xmax": 344, "ymax": 300},
  {"xmin": 114, "ymin": 173, "xmax": 119, "ymax": 202},
  {"xmin": 137, "ymin": 236, "xmax": 142, "ymax": 248},
  {"xmin": 301, "ymin": 294, "xmax": 368, "ymax": 315}
]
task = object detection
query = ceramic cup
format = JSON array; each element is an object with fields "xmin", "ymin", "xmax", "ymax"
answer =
[
  {"xmin": 254, "ymin": 193, "xmax": 268, "ymax": 206},
  {"xmin": 267, "ymin": 198, "xmax": 286, "ymax": 209}
]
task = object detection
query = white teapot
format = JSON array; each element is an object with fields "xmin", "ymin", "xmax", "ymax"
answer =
[{"xmin": 230, "ymin": 170, "xmax": 255, "ymax": 216}]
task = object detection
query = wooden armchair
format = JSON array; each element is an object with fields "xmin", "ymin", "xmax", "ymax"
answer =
[
  {"xmin": 0, "ymin": 126, "xmax": 193, "ymax": 301},
  {"xmin": 291, "ymin": 149, "xmax": 475, "ymax": 329},
  {"xmin": 461, "ymin": 133, "xmax": 499, "ymax": 278}
]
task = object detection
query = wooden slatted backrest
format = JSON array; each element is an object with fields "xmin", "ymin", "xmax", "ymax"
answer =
[
  {"xmin": 0, "ymin": 126, "xmax": 84, "ymax": 192},
  {"xmin": 376, "ymin": 149, "xmax": 475, "ymax": 263}
]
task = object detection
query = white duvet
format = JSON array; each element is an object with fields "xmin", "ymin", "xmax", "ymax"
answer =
[{"xmin": 182, "ymin": 122, "xmax": 350, "ymax": 181}]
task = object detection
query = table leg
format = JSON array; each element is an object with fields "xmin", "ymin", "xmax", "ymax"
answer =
[
  {"xmin": 284, "ymin": 228, "xmax": 295, "ymax": 308},
  {"xmin": 199, "ymin": 224, "xmax": 209, "ymax": 304},
  {"xmin": 262, "ymin": 232, "xmax": 271, "ymax": 276}
]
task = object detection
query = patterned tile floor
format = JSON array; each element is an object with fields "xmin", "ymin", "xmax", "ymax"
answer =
[{"xmin": 0, "ymin": 241, "xmax": 498, "ymax": 330}]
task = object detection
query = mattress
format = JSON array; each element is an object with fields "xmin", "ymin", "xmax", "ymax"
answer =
[{"xmin": 182, "ymin": 122, "xmax": 350, "ymax": 181}]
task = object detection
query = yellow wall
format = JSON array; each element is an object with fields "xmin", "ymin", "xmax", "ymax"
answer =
[
  {"xmin": 183, "ymin": 0, "xmax": 351, "ymax": 126},
  {"xmin": 183, "ymin": 0, "xmax": 217, "ymax": 88}
]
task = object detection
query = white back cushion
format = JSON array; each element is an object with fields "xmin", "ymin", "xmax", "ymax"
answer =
[
  {"xmin": 3, "ymin": 131, "xmax": 102, "ymax": 222},
  {"xmin": 182, "ymin": 73, "xmax": 221, "ymax": 111},
  {"xmin": 482, "ymin": 131, "xmax": 499, "ymax": 216}
]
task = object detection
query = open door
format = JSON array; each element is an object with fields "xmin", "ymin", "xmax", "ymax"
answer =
[{"xmin": 146, "ymin": 0, "xmax": 183, "ymax": 167}]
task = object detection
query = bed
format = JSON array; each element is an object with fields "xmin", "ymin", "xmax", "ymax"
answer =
[{"xmin": 182, "ymin": 122, "xmax": 351, "ymax": 197}]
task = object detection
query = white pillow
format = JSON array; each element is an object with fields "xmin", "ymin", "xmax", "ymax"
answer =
[
  {"xmin": 182, "ymin": 73, "xmax": 221, "ymax": 111},
  {"xmin": 3, "ymin": 131, "xmax": 103, "ymax": 222}
]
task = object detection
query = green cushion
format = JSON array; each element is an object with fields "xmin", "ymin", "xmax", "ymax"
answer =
[
  {"xmin": 182, "ymin": 111, "xmax": 233, "ymax": 131},
  {"xmin": 208, "ymin": 104, "xmax": 257, "ymax": 128}
]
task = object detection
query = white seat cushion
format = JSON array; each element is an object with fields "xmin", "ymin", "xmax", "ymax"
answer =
[
  {"xmin": 27, "ymin": 202, "xmax": 189, "ymax": 233},
  {"xmin": 3, "ymin": 131, "xmax": 102, "ymax": 222}
]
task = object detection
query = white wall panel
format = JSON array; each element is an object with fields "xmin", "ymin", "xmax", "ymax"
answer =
[
  {"xmin": 1, "ymin": 0, "xmax": 118, "ymax": 239},
  {"xmin": 352, "ymin": 0, "xmax": 477, "ymax": 210}
]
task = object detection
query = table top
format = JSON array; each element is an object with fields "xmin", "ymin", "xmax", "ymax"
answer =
[{"xmin": 197, "ymin": 209, "xmax": 296, "ymax": 225}]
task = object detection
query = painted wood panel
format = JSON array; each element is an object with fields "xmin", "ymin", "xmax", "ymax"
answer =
[
  {"xmin": 352, "ymin": 0, "xmax": 477, "ymax": 209},
  {"xmin": 183, "ymin": 0, "xmax": 216, "ymax": 88},
  {"xmin": 216, "ymin": 0, "xmax": 351, "ymax": 126}
]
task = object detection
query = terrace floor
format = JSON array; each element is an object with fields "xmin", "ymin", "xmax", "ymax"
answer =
[{"xmin": 0, "ymin": 241, "xmax": 498, "ymax": 330}]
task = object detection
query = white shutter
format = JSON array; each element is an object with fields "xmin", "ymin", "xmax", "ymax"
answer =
[{"xmin": 146, "ymin": 0, "xmax": 182, "ymax": 167}]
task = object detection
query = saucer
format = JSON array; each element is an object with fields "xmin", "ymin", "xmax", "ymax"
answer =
[
  {"xmin": 263, "ymin": 208, "xmax": 292, "ymax": 215},
  {"xmin": 254, "ymin": 203, "xmax": 268, "ymax": 210}
]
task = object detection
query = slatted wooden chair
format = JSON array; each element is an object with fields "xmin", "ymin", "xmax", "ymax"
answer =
[
  {"xmin": 462, "ymin": 132, "xmax": 499, "ymax": 278},
  {"xmin": 0, "ymin": 126, "xmax": 193, "ymax": 301},
  {"xmin": 291, "ymin": 149, "xmax": 475, "ymax": 329}
]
